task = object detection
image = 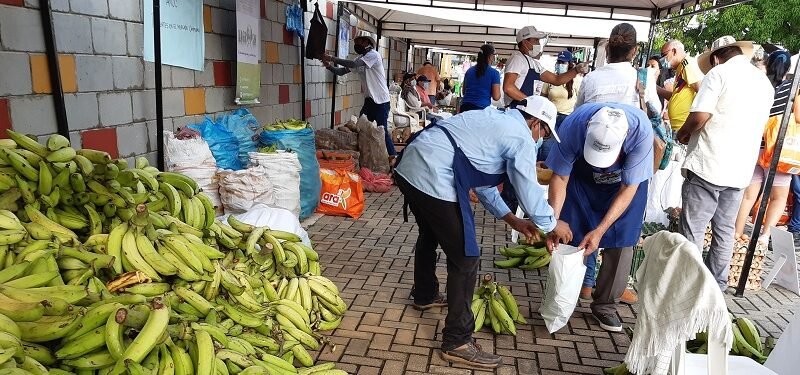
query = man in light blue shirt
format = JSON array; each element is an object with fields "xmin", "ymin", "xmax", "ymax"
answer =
[{"xmin": 394, "ymin": 96, "xmax": 572, "ymax": 368}]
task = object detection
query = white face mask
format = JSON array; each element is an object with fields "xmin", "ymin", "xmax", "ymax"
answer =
[
  {"xmin": 527, "ymin": 44, "xmax": 543, "ymax": 58},
  {"xmin": 554, "ymin": 63, "xmax": 568, "ymax": 74},
  {"xmin": 410, "ymin": 80, "xmax": 417, "ymax": 87}
]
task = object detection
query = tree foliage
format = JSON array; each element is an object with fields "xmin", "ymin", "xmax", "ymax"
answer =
[{"xmin": 652, "ymin": 0, "xmax": 800, "ymax": 56}]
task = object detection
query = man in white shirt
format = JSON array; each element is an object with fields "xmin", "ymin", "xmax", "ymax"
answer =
[
  {"xmin": 676, "ymin": 36, "xmax": 775, "ymax": 290},
  {"xmin": 323, "ymin": 35, "xmax": 396, "ymax": 159},
  {"xmin": 503, "ymin": 25, "xmax": 588, "ymax": 106}
]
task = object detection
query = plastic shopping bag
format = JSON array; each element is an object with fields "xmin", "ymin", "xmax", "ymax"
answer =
[
  {"xmin": 317, "ymin": 168, "xmax": 364, "ymax": 219},
  {"xmin": 188, "ymin": 117, "xmax": 242, "ymax": 170},
  {"xmin": 539, "ymin": 245, "xmax": 587, "ymax": 333}
]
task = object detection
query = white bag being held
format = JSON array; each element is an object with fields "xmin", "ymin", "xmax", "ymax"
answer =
[{"xmin": 539, "ymin": 245, "xmax": 587, "ymax": 333}]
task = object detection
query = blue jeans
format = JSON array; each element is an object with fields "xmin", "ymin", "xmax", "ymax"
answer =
[
  {"xmin": 584, "ymin": 251, "xmax": 597, "ymax": 288},
  {"xmin": 537, "ymin": 113, "xmax": 568, "ymax": 162},
  {"xmin": 788, "ymin": 175, "xmax": 800, "ymax": 232},
  {"xmin": 361, "ymin": 98, "xmax": 396, "ymax": 156}
]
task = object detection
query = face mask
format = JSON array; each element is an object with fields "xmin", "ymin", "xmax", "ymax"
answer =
[
  {"xmin": 532, "ymin": 122, "xmax": 544, "ymax": 149},
  {"xmin": 659, "ymin": 56, "xmax": 670, "ymax": 70},
  {"xmin": 527, "ymin": 44, "xmax": 543, "ymax": 58},
  {"xmin": 354, "ymin": 44, "xmax": 371, "ymax": 55},
  {"xmin": 554, "ymin": 63, "xmax": 568, "ymax": 74},
  {"xmin": 422, "ymin": 82, "xmax": 430, "ymax": 90},
  {"xmin": 410, "ymin": 80, "xmax": 417, "ymax": 87}
]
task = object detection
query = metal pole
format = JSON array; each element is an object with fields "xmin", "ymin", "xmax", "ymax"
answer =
[
  {"xmin": 735, "ymin": 59, "xmax": 800, "ymax": 296},
  {"xmin": 644, "ymin": 10, "xmax": 658, "ymax": 66},
  {"xmin": 153, "ymin": 0, "xmax": 164, "ymax": 170},
  {"xmin": 39, "ymin": 0, "xmax": 69, "ymax": 137},
  {"xmin": 329, "ymin": 4, "xmax": 342, "ymax": 130},
  {"xmin": 300, "ymin": 1, "xmax": 307, "ymax": 120}
]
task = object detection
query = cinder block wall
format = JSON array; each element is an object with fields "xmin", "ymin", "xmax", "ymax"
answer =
[{"xmin": 0, "ymin": 0, "xmax": 406, "ymax": 165}]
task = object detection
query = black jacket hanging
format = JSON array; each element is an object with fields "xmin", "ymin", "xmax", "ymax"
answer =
[{"xmin": 305, "ymin": 3, "xmax": 328, "ymax": 60}]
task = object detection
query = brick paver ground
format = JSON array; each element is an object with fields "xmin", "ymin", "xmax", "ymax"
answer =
[{"xmin": 305, "ymin": 189, "xmax": 799, "ymax": 374}]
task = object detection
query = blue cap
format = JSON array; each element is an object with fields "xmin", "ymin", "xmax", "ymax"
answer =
[{"xmin": 556, "ymin": 50, "xmax": 573, "ymax": 62}]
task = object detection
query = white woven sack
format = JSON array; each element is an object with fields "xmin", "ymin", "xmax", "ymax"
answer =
[
  {"xmin": 248, "ymin": 151, "xmax": 301, "ymax": 217},
  {"xmin": 163, "ymin": 131, "xmax": 222, "ymax": 213},
  {"xmin": 217, "ymin": 166, "xmax": 276, "ymax": 215}
]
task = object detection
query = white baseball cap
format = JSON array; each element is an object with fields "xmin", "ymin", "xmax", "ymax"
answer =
[
  {"xmin": 583, "ymin": 107, "xmax": 628, "ymax": 168},
  {"xmin": 513, "ymin": 96, "xmax": 560, "ymax": 143},
  {"xmin": 516, "ymin": 26, "xmax": 547, "ymax": 43}
]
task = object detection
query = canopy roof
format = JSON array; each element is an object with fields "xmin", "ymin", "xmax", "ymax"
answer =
[{"xmin": 347, "ymin": 0, "xmax": 749, "ymax": 55}]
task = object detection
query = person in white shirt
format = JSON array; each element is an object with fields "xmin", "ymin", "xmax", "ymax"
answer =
[
  {"xmin": 323, "ymin": 35, "xmax": 397, "ymax": 160},
  {"xmin": 503, "ymin": 25, "xmax": 589, "ymax": 107},
  {"xmin": 676, "ymin": 36, "xmax": 775, "ymax": 290},
  {"xmin": 576, "ymin": 23, "xmax": 642, "ymax": 108}
]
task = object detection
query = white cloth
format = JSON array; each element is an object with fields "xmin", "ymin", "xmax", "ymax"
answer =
[
  {"xmin": 683, "ymin": 55, "xmax": 775, "ymax": 188},
  {"xmin": 575, "ymin": 62, "xmax": 639, "ymax": 108},
  {"xmin": 355, "ymin": 50, "xmax": 390, "ymax": 104},
  {"xmin": 626, "ymin": 231, "xmax": 732, "ymax": 375},
  {"xmin": 503, "ymin": 51, "xmax": 546, "ymax": 105}
]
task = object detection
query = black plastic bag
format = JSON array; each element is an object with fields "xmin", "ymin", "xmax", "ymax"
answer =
[{"xmin": 305, "ymin": 3, "xmax": 327, "ymax": 60}]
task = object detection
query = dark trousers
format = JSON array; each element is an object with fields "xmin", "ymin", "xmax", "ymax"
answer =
[
  {"xmin": 788, "ymin": 175, "xmax": 800, "ymax": 233},
  {"xmin": 590, "ymin": 247, "xmax": 633, "ymax": 315},
  {"xmin": 360, "ymin": 98, "xmax": 396, "ymax": 156},
  {"xmin": 396, "ymin": 175, "xmax": 479, "ymax": 351}
]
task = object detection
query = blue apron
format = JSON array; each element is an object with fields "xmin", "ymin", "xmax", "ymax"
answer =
[
  {"xmin": 398, "ymin": 124, "xmax": 507, "ymax": 257},
  {"xmin": 501, "ymin": 57, "xmax": 542, "ymax": 211},
  {"xmin": 561, "ymin": 156, "xmax": 648, "ymax": 248}
]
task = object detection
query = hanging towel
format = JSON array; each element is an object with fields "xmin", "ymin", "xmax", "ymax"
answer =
[
  {"xmin": 625, "ymin": 231, "xmax": 733, "ymax": 375},
  {"xmin": 285, "ymin": 1, "xmax": 304, "ymax": 38}
]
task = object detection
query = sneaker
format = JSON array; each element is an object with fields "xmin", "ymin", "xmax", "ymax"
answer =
[
  {"xmin": 440, "ymin": 341, "xmax": 502, "ymax": 369},
  {"xmin": 791, "ymin": 232, "xmax": 800, "ymax": 250},
  {"xmin": 412, "ymin": 294, "xmax": 447, "ymax": 311},
  {"xmin": 619, "ymin": 288, "xmax": 638, "ymax": 305},
  {"xmin": 592, "ymin": 311, "xmax": 623, "ymax": 332},
  {"xmin": 579, "ymin": 287, "xmax": 593, "ymax": 301}
]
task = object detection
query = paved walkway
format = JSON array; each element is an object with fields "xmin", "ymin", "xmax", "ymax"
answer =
[{"xmin": 306, "ymin": 189, "xmax": 799, "ymax": 374}]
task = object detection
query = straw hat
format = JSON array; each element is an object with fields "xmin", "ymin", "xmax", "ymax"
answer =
[{"xmin": 697, "ymin": 35, "xmax": 754, "ymax": 74}]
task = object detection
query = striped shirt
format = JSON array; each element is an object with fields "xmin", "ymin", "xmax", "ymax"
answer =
[{"xmin": 770, "ymin": 80, "xmax": 793, "ymax": 117}]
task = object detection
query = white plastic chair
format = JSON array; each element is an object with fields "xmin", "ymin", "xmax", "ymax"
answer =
[
  {"xmin": 672, "ymin": 339, "xmax": 777, "ymax": 375},
  {"xmin": 392, "ymin": 95, "xmax": 419, "ymax": 129}
]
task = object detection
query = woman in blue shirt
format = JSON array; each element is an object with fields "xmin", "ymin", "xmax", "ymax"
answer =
[{"xmin": 460, "ymin": 44, "xmax": 501, "ymax": 112}]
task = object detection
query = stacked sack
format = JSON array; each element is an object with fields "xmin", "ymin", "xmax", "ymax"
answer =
[
  {"xmin": 163, "ymin": 130, "xmax": 222, "ymax": 214},
  {"xmin": 217, "ymin": 166, "xmax": 275, "ymax": 215},
  {"xmin": 249, "ymin": 151, "xmax": 302, "ymax": 218}
]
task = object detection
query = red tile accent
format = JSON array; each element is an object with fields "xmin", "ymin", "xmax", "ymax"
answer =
[
  {"xmin": 334, "ymin": 111, "xmax": 342, "ymax": 125},
  {"xmin": 260, "ymin": 0, "xmax": 266, "ymax": 19},
  {"xmin": 352, "ymin": 26, "xmax": 356, "ymax": 37},
  {"xmin": 0, "ymin": 99, "xmax": 11, "ymax": 138},
  {"xmin": 282, "ymin": 27, "xmax": 294, "ymax": 45},
  {"xmin": 305, "ymin": 100, "xmax": 312, "ymax": 117},
  {"xmin": 326, "ymin": 2, "xmax": 333, "ymax": 19},
  {"xmin": 278, "ymin": 85, "xmax": 290, "ymax": 104},
  {"xmin": 213, "ymin": 61, "xmax": 233, "ymax": 86},
  {"xmin": 0, "ymin": 0, "xmax": 23, "ymax": 6},
  {"xmin": 81, "ymin": 128, "xmax": 119, "ymax": 159}
]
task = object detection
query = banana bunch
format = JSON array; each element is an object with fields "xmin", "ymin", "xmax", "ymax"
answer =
[
  {"xmin": 262, "ymin": 119, "xmax": 309, "ymax": 132},
  {"xmin": 471, "ymin": 274, "xmax": 526, "ymax": 336},
  {"xmin": 0, "ymin": 131, "xmax": 351, "ymax": 374},
  {"xmin": 603, "ymin": 363, "xmax": 631, "ymax": 375},
  {"xmin": 494, "ymin": 243, "xmax": 551, "ymax": 270},
  {"xmin": 684, "ymin": 314, "xmax": 775, "ymax": 364}
]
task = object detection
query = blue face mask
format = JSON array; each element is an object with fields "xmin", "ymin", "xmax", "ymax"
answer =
[
  {"xmin": 554, "ymin": 63, "xmax": 568, "ymax": 74},
  {"xmin": 535, "ymin": 136, "xmax": 544, "ymax": 149}
]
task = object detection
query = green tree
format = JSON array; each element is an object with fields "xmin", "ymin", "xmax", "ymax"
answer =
[{"xmin": 654, "ymin": 0, "xmax": 800, "ymax": 55}]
